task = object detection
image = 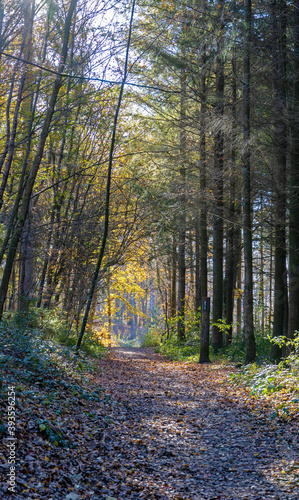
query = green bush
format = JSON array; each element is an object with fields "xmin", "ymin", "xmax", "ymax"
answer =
[
  {"xmin": 4, "ymin": 307, "xmax": 70, "ymax": 341},
  {"xmin": 158, "ymin": 337, "xmax": 200, "ymax": 361},
  {"xmin": 141, "ymin": 309, "xmax": 201, "ymax": 360},
  {"xmin": 142, "ymin": 327, "xmax": 162, "ymax": 347},
  {"xmin": 1, "ymin": 306, "xmax": 107, "ymax": 375},
  {"xmin": 80, "ymin": 328, "xmax": 107, "ymax": 357},
  {"xmin": 230, "ymin": 334, "xmax": 299, "ymax": 419}
]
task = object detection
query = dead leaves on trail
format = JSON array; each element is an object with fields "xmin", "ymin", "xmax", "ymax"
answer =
[
  {"xmin": 0, "ymin": 346, "xmax": 298, "ymax": 499},
  {"xmin": 95, "ymin": 347, "xmax": 299, "ymax": 499}
]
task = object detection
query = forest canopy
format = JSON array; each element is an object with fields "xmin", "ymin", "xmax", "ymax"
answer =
[{"xmin": 0, "ymin": 0, "xmax": 298, "ymax": 364}]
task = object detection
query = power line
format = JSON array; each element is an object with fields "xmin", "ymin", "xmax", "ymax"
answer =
[{"xmin": 0, "ymin": 51, "xmax": 180, "ymax": 94}]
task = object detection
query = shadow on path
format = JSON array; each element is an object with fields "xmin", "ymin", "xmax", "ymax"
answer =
[{"xmin": 94, "ymin": 347, "xmax": 298, "ymax": 500}]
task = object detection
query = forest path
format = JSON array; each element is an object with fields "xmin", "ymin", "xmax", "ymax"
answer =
[{"xmin": 95, "ymin": 347, "xmax": 298, "ymax": 500}]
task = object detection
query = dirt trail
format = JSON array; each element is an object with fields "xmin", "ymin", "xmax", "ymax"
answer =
[{"xmin": 94, "ymin": 347, "xmax": 298, "ymax": 500}]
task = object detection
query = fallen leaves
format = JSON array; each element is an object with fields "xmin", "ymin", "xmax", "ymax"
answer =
[{"xmin": 0, "ymin": 344, "xmax": 299, "ymax": 499}]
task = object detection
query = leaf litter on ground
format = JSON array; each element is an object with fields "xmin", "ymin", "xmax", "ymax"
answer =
[{"xmin": 0, "ymin": 336, "xmax": 298, "ymax": 499}]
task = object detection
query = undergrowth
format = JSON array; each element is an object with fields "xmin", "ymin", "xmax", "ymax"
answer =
[
  {"xmin": 142, "ymin": 320, "xmax": 299, "ymax": 419},
  {"xmin": 143, "ymin": 318, "xmax": 283, "ymax": 365},
  {"xmin": 3, "ymin": 307, "xmax": 107, "ymax": 358},
  {"xmin": 116, "ymin": 337, "xmax": 143, "ymax": 348},
  {"xmin": 231, "ymin": 336, "xmax": 299, "ymax": 420},
  {"xmin": 0, "ymin": 308, "xmax": 107, "ymax": 398}
]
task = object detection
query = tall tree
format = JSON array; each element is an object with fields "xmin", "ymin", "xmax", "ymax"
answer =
[
  {"xmin": 271, "ymin": 0, "xmax": 288, "ymax": 361},
  {"xmin": 199, "ymin": 0, "xmax": 208, "ymax": 305},
  {"xmin": 224, "ymin": 2, "xmax": 241, "ymax": 346},
  {"xmin": 242, "ymin": 0, "xmax": 256, "ymax": 362},
  {"xmin": 289, "ymin": 0, "xmax": 299, "ymax": 342},
  {"xmin": 212, "ymin": 0, "xmax": 225, "ymax": 352},
  {"xmin": 177, "ymin": 51, "xmax": 187, "ymax": 343}
]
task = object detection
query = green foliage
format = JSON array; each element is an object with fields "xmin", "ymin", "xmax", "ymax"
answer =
[
  {"xmin": 0, "ymin": 310, "xmax": 107, "ymax": 393},
  {"xmin": 172, "ymin": 309, "xmax": 201, "ymax": 339},
  {"xmin": 268, "ymin": 333, "xmax": 299, "ymax": 361},
  {"xmin": 80, "ymin": 330, "xmax": 107, "ymax": 357},
  {"xmin": 3, "ymin": 307, "xmax": 107, "ymax": 358},
  {"xmin": 148, "ymin": 318, "xmax": 284, "ymax": 367},
  {"xmin": 214, "ymin": 327, "xmax": 273, "ymax": 365},
  {"xmin": 211, "ymin": 318, "xmax": 232, "ymax": 336},
  {"xmin": 224, "ymin": 334, "xmax": 246, "ymax": 362},
  {"xmin": 232, "ymin": 364, "xmax": 283, "ymax": 395},
  {"xmin": 4, "ymin": 307, "xmax": 69, "ymax": 340},
  {"xmin": 158, "ymin": 336, "xmax": 200, "ymax": 362},
  {"xmin": 231, "ymin": 362, "xmax": 299, "ymax": 397},
  {"xmin": 142, "ymin": 326, "xmax": 162, "ymax": 347},
  {"xmin": 255, "ymin": 329, "xmax": 274, "ymax": 363},
  {"xmin": 231, "ymin": 337, "xmax": 299, "ymax": 419},
  {"xmin": 142, "ymin": 309, "xmax": 201, "ymax": 359}
]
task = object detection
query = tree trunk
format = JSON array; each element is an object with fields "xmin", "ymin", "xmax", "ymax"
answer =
[
  {"xmin": 0, "ymin": 2, "xmax": 27, "ymax": 177},
  {"xmin": 37, "ymin": 207, "xmax": 54, "ymax": 308},
  {"xmin": 19, "ymin": 214, "xmax": 34, "ymax": 312},
  {"xmin": 170, "ymin": 237, "xmax": 177, "ymax": 317},
  {"xmin": 225, "ymin": 46, "xmax": 238, "ymax": 347},
  {"xmin": 242, "ymin": 0, "xmax": 256, "ymax": 363},
  {"xmin": 199, "ymin": 297, "xmax": 211, "ymax": 363},
  {"xmin": 212, "ymin": 0, "xmax": 225, "ymax": 352},
  {"xmin": 177, "ymin": 224, "xmax": 186, "ymax": 341},
  {"xmin": 271, "ymin": 0, "xmax": 288, "ymax": 361},
  {"xmin": 189, "ymin": 230, "xmax": 194, "ymax": 305},
  {"xmin": 259, "ymin": 208, "xmax": 265, "ymax": 336},
  {"xmin": 269, "ymin": 211, "xmax": 274, "ymax": 328},
  {"xmin": 177, "ymin": 47, "xmax": 187, "ymax": 343},
  {"xmin": 289, "ymin": 1, "xmax": 299, "ymax": 342},
  {"xmin": 200, "ymin": 2, "xmax": 208, "ymax": 307},
  {"xmin": 195, "ymin": 220, "xmax": 201, "ymax": 317},
  {"xmin": 237, "ymin": 251, "xmax": 242, "ymax": 337},
  {"xmin": 0, "ymin": 1, "xmax": 50, "ymax": 269}
]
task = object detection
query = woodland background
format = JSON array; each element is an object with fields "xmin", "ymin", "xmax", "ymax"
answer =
[{"xmin": 0, "ymin": 0, "xmax": 299, "ymax": 364}]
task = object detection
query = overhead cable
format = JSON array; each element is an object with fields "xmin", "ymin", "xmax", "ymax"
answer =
[{"xmin": 0, "ymin": 50, "xmax": 180, "ymax": 94}]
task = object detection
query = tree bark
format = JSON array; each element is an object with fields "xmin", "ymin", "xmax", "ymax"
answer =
[
  {"xmin": 199, "ymin": 297, "xmax": 211, "ymax": 363},
  {"xmin": 271, "ymin": 0, "xmax": 288, "ymax": 361},
  {"xmin": 170, "ymin": 236, "xmax": 177, "ymax": 318},
  {"xmin": 237, "ymin": 251, "xmax": 242, "ymax": 337},
  {"xmin": 177, "ymin": 39, "xmax": 187, "ymax": 343},
  {"xmin": 19, "ymin": 214, "xmax": 34, "ymax": 312},
  {"xmin": 177, "ymin": 222, "xmax": 186, "ymax": 341},
  {"xmin": 200, "ymin": 1, "xmax": 208, "ymax": 305},
  {"xmin": 242, "ymin": 0, "xmax": 256, "ymax": 363},
  {"xmin": 212, "ymin": 0, "xmax": 225, "ymax": 352},
  {"xmin": 288, "ymin": 1, "xmax": 299, "ymax": 342},
  {"xmin": 259, "ymin": 205, "xmax": 265, "ymax": 336},
  {"xmin": 195, "ymin": 220, "xmax": 201, "ymax": 316},
  {"xmin": 225, "ymin": 45, "xmax": 238, "ymax": 346},
  {"xmin": 0, "ymin": 2, "xmax": 50, "ymax": 269}
]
